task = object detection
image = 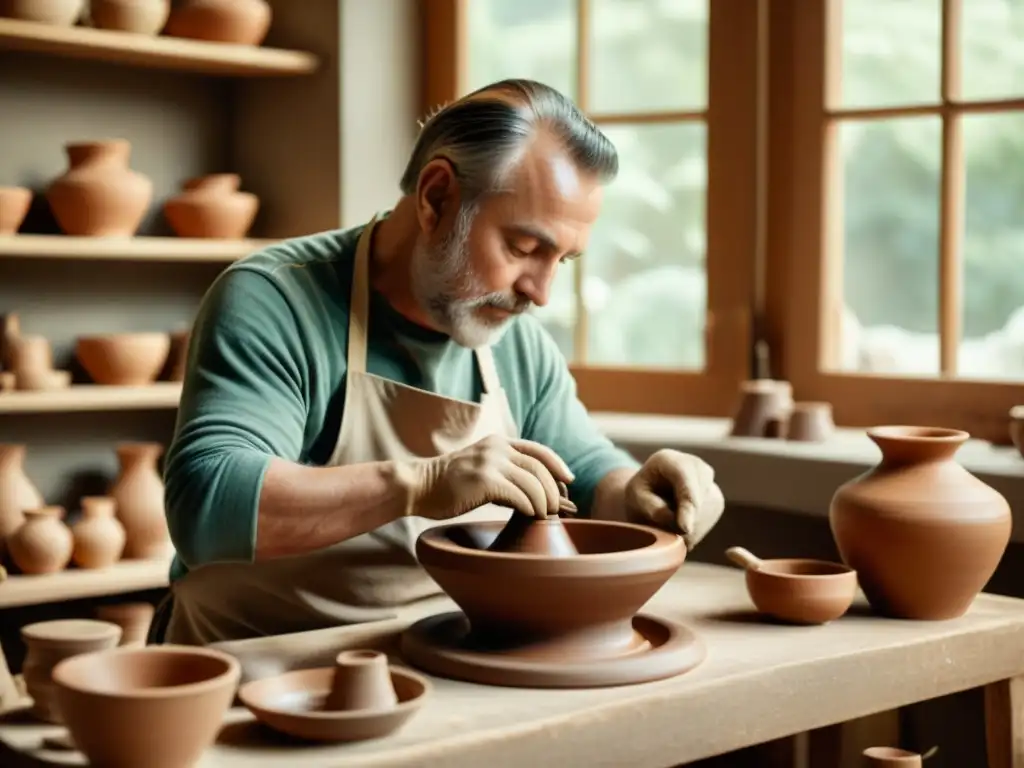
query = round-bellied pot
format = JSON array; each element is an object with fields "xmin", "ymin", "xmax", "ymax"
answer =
[
  {"xmin": 163, "ymin": 0, "xmax": 270, "ymax": 45},
  {"xmin": 90, "ymin": 0, "xmax": 170, "ymax": 34},
  {"xmin": 163, "ymin": 173, "xmax": 258, "ymax": 239},
  {"xmin": 829, "ymin": 426, "xmax": 1012, "ymax": 620}
]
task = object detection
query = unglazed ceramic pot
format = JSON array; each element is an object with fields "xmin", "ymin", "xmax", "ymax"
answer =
[
  {"xmin": 96, "ymin": 601, "xmax": 155, "ymax": 646},
  {"xmin": 51, "ymin": 645, "xmax": 240, "ymax": 767},
  {"xmin": 110, "ymin": 442, "xmax": 171, "ymax": 559},
  {"xmin": 164, "ymin": 0, "xmax": 271, "ymax": 45},
  {"xmin": 46, "ymin": 140, "xmax": 152, "ymax": 237},
  {"xmin": 90, "ymin": 0, "xmax": 170, "ymax": 34},
  {"xmin": 0, "ymin": 186, "xmax": 32, "ymax": 234},
  {"xmin": 787, "ymin": 401, "xmax": 835, "ymax": 442},
  {"xmin": 71, "ymin": 496, "xmax": 126, "ymax": 569},
  {"xmin": 830, "ymin": 426, "xmax": 1012, "ymax": 620},
  {"xmin": 76, "ymin": 332, "xmax": 171, "ymax": 385},
  {"xmin": 729, "ymin": 379, "xmax": 793, "ymax": 438},
  {"xmin": 21, "ymin": 619, "xmax": 122, "ymax": 724},
  {"xmin": 863, "ymin": 746, "xmax": 924, "ymax": 766},
  {"xmin": 487, "ymin": 511, "xmax": 579, "ymax": 556},
  {"xmin": 0, "ymin": 443, "xmax": 44, "ymax": 561},
  {"xmin": 8, "ymin": 506, "xmax": 74, "ymax": 574},
  {"xmin": 163, "ymin": 173, "xmax": 259, "ymax": 239},
  {"xmin": 0, "ymin": 0, "xmax": 85, "ymax": 25}
]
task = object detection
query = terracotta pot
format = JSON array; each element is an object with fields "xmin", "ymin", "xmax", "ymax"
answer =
[
  {"xmin": 163, "ymin": 173, "xmax": 259, "ymax": 239},
  {"xmin": 71, "ymin": 496, "xmax": 126, "ymax": 569},
  {"xmin": 9, "ymin": 506, "xmax": 74, "ymax": 575},
  {"xmin": 164, "ymin": 0, "xmax": 271, "ymax": 45},
  {"xmin": 830, "ymin": 426, "xmax": 1012, "ymax": 620},
  {"xmin": 10, "ymin": 334, "xmax": 53, "ymax": 376},
  {"xmin": 76, "ymin": 332, "xmax": 171, "ymax": 385},
  {"xmin": 46, "ymin": 139, "xmax": 152, "ymax": 237},
  {"xmin": 15, "ymin": 369, "xmax": 71, "ymax": 392},
  {"xmin": 0, "ymin": 0, "xmax": 85, "ymax": 25},
  {"xmin": 0, "ymin": 186, "xmax": 32, "ymax": 235},
  {"xmin": 51, "ymin": 645, "xmax": 240, "ymax": 768},
  {"xmin": 0, "ymin": 444, "xmax": 44, "ymax": 562},
  {"xmin": 95, "ymin": 601, "xmax": 155, "ymax": 646},
  {"xmin": 110, "ymin": 442, "xmax": 171, "ymax": 559},
  {"xmin": 21, "ymin": 619, "xmax": 122, "ymax": 724},
  {"xmin": 90, "ymin": 0, "xmax": 169, "ymax": 34},
  {"xmin": 729, "ymin": 379, "xmax": 793, "ymax": 438},
  {"xmin": 786, "ymin": 401, "xmax": 835, "ymax": 442}
]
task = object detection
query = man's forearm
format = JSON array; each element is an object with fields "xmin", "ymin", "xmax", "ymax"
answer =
[
  {"xmin": 255, "ymin": 458, "xmax": 410, "ymax": 560},
  {"xmin": 590, "ymin": 466, "xmax": 635, "ymax": 523}
]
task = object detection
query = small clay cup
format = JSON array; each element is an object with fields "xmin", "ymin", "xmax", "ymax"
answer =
[
  {"xmin": 325, "ymin": 650, "xmax": 398, "ymax": 711},
  {"xmin": 1010, "ymin": 406, "xmax": 1024, "ymax": 459},
  {"xmin": 726, "ymin": 546, "xmax": 857, "ymax": 624},
  {"xmin": 787, "ymin": 401, "xmax": 835, "ymax": 442},
  {"xmin": 0, "ymin": 186, "xmax": 32, "ymax": 235},
  {"xmin": 863, "ymin": 746, "xmax": 924, "ymax": 766},
  {"xmin": 487, "ymin": 512, "xmax": 579, "ymax": 557}
]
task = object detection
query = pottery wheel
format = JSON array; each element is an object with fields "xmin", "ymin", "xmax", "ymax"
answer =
[{"xmin": 401, "ymin": 612, "xmax": 706, "ymax": 688}]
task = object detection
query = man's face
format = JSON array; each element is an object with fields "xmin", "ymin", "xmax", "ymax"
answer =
[{"xmin": 411, "ymin": 136, "xmax": 604, "ymax": 348}]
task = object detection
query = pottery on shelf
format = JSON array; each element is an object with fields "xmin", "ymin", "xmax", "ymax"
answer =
[
  {"xmin": 51, "ymin": 645, "xmax": 240, "ymax": 767},
  {"xmin": 76, "ymin": 332, "xmax": 171, "ymax": 385},
  {"xmin": 9, "ymin": 506, "xmax": 74, "ymax": 575},
  {"xmin": 830, "ymin": 426, "xmax": 1012, "ymax": 620},
  {"xmin": 863, "ymin": 746, "xmax": 926, "ymax": 766},
  {"xmin": 163, "ymin": 0, "xmax": 271, "ymax": 45},
  {"xmin": 165, "ymin": 329, "xmax": 190, "ymax": 381},
  {"xmin": 95, "ymin": 602, "xmax": 156, "ymax": 647},
  {"xmin": 0, "ymin": 372, "xmax": 13, "ymax": 392},
  {"xmin": 0, "ymin": 0, "xmax": 85, "ymax": 25},
  {"xmin": 237, "ymin": 649, "xmax": 429, "ymax": 743},
  {"xmin": 0, "ymin": 186, "xmax": 32, "ymax": 235},
  {"xmin": 163, "ymin": 173, "xmax": 259, "ymax": 239},
  {"xmin": 0, "ymin": 443, "xmax": 44, "ymax": 561},
  {"xmin": 46, "ymin": 139, "xmax": 153, "ymax": 237},
  {"xmin": 21, "ymin": 619, "xmax": 122, "ymax": 724},
  {"xmin": 71, "ymin": 496, "xmax": 126, "ymax": 569},
  {"xmin": 110, "ymin": 442, "xmax": 172, "ymax": 559},
  {"xmin": 729, "ymin": 379, "xmax": 793, "ymax": 438},
  {"xmin": 1010, "ymin": 406, "xmax": 1024, "ymax": 460},
  {"xmin": 90, "ymin": 0, "xmax": 169, "ymax": 34},
  {"xmin": 0, "ymin": 312, "xmax": 18, "ymax": 370},
  {"xmin": 725, "ymin": 546, "xmax": 857, "ymax": 624},
  {"xmin": 787, "ymin": 401, "xmax": 835, "ymax": 442}
]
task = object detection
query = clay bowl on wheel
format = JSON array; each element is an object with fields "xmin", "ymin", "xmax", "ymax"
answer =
[
  {"xmin": 726, "ymin": 546, "xmax": 858, "ymax": 624},
  {"xmin": 75, "ymin": 332, "xmax": 171, "ymax": 386},
  {"xmin": 51, "ymin": 645, "xmax": 240, "ymax": 768}
]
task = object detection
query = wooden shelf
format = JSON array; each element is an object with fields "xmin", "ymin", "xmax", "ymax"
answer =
[
  {"xmin": 0, "ymin": 18, "xmax": 318, "ymax": 76},
  {"xmin": 0, "ymin": 556, "xmax": 171, "ymax": 609},
  {"xmin": 0, "ymin": 234, "xmax": 275, "ymax": 262},
  {"xmin": 0, "ymin": 383, "xmax": 181, "ymax": 414}
]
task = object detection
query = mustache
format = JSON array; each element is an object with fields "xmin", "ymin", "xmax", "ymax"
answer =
[{"xmin": 473, "ymin": 292, "xmax": 531, "ymax": 314}]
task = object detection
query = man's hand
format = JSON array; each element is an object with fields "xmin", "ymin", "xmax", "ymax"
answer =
[
  {"xmin": 399, "ymin": 435, "xmax": 574, "ymax": 521},
  {"xmin": 624, "ymin": 449, "xmax": 725, "ymax": 550}
]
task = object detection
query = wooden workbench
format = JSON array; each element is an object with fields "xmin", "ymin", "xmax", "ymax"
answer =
[{"xmin": 1, "ymin": 562, "xmax": 1023, "ymax": 767}]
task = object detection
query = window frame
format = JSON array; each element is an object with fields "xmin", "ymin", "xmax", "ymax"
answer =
[{"xmin": 419, "ymin": 0, "xmax": 761, "ymax": 417}]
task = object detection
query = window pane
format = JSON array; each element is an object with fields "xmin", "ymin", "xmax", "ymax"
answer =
[
  {"xmin": 585, "ymin": 122, "xmax": 706, "ymax": 369},
  {"xmin": 840, "ymin": 0, "xmax": 940, "ymax": 108},
  {"xmin": 837, "ymin": 117, "xmax": 941, "ymax": 375},
  {"xmin": 588, "ymin": 0, "xmax": 707, "ymax": 114},
  {"xmin": 465, "ymin": 0, "xmax": 577, "ymax": 99},
  {"xmin": 531, "ymin": 260, "xmax": 578, "ymax": 362},
  {"xmin": 961, "ymin": 1, "xmax": 1024, "ymax": 101},
  {"xmin": 959, "ymin": 113, "xmax": 1024, "ymax": 381}
]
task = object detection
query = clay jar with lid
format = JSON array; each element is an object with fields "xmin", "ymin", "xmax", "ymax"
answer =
[
  {"xmin": 830, "ymin": 426, "xmax": 1012, "ymax": 620},
  {"xmin": 110, "ymin": 442, "xmax": 171, "ymax": 559},
  {"xmin": 9, "ymin": 506, "xmax": 74, "ymax": 575},
  {"xmin": 164, "ymin": 0, "xmax": 271, "ymax": 45},
  {"xmin": 0, "ymin": 443, "xmax": 44, "ymax": 562},
  {"xmin": 71, "ymin": 496, "xmax": 126, "ymax": 569},
  {"xmin": 163, "ymin": 173, "xmax": 259, "ymax": 239},
  {"xmin": 46, "ymin": 139, "xmax": 153, "ymax": 237}
]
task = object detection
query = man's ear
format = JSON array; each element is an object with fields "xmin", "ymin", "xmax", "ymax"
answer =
[{"xmin": 415, "ymin": 158, "xmax": 461, "ymax": 236}]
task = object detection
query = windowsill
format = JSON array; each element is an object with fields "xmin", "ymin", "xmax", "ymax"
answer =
[{"xmin": 592, "ymin": 412, "xmax": 1024, "ymax": 542}]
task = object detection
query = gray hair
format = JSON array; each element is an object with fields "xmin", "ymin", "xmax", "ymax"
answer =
[{"xmin": 399, "ymin": 79, "xmax": 618, "ymax": 203}]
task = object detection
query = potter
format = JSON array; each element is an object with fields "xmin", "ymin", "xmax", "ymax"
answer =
[{"xmin": 151, "ymin": 79, "xmax": 726, "ymax": 646}]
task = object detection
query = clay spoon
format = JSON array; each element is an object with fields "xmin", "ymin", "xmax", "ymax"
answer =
[{"xmin": 725, "ymin": 546, "xmax": 764, "ymax": 572}]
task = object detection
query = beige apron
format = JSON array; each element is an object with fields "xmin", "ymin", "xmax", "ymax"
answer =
[{"xmin": 162, "ymin": 215, "xmax": 517, "ymax": 645}]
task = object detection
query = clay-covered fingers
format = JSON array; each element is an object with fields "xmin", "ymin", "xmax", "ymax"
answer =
[
  {"xmin": 501, "ymin": 462, "xmax": 556, "ymax": 517},
  {"xmin": 508, "ymin": 439, "xmax": 574, "ymax": 484},
  {"xmin": 506, "ymin": 449, "xmax": 562, "ymax": 516}
]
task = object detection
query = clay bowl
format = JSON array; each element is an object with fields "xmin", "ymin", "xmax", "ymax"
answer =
[
  {"xmin": 238, "ymin": 649, "xmax": 429, "ymax": 742},
  {"xmin": 75, "ymin": 332, "xmax": 171, "ymax": 386},
  {"xmin": 415, "ymin": 517, "xmax": 685, "ymax": 659},
  {"xmin": 51, "ymin": 645, "xmax": 240, "ymax": 768},
  {"xmin": 726, "ymin": 546, "xmax": 857, "ymax": 625}
]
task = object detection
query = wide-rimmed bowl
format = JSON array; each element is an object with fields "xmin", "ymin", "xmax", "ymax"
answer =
[{"xmin": 75, "ymin": 332, "xmax": 170, "ymax": 385}]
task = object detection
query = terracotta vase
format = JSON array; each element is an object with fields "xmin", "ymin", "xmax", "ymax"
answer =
[
  {"xmin": 9, "ymin": 507, "xmax": 74, "ymax": 575},
  {"xmin": 90, "ymin": 0, "xmax": 169, "ymax": 34},
  {"xmin": 0, "ymin": 444, "xmax": 44, "ymax": 562},
  {"xmin": 46, "ymin": 140, "xmax": 153, "ymax": 237},
  {"xmin": 830, "ymin": 426, "xmax": 1012, "ymax": 620},
  {"xmin": 95, "ymin": 602, "xmax": 155, "ymax": 646},
  {"xmin": 164, "ymin": 0, "xmax": 271, "ymax": 45},
  {"xmin": 0, "ymin": 0, "xmax": 85, "ymax": 26},
  {"xmin": 71, "ymin": 496, "xmax": 126, "ymax": 569},
  {"xmin": 110, "ymin": 442, "xmax": 171, "ymax": 559},
  {"xmin": 0, "ymin": 187, "xmax": 32, "ymax": 235},
  {"xmin": 22, "ymin": 619, "xmax": 122, "ymax": 724},
  {"xmin": 163, "ymin": 174, "xmax": 259, "ymax": 239}
]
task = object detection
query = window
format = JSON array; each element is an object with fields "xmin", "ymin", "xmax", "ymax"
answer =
[
  {"xmin": 421, "ymin": 0, "xmax": 760, "ymax": 416},
  {"xmin": 777, "ymin": 0, "xmax": 1024, "ymax": 443}
]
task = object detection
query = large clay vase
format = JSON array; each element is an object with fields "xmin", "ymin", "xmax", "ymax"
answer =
[
  {"xmin": 71, "ymin": 496, "xmax": 126, "ymax": 569},
  {"xmin": 163, "ymin": 174, "xmax": 259, "ymax": 239},
  {"xmin": 46, "ymin": 139, "xmax": 153, "ymax": 237},
  {"xmin": 0, "ymin": 444, "xmax": 45, "ymax": 562},
  {"xmin": 8, "ymin": 507, "xmax": 74, "ymax": 575},
  {"xmin": 110, "ymin": 442, "xmax": 172, "ymax": 559},
  {"xmin": 164, "ymin": 0, "xmax": 271, "ymax": 45},
  {"xmin": 830, "ymin": 426, "xmax": 1012, "ymax": 620}
]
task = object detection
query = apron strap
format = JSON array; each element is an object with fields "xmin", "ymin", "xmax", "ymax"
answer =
[
  {"xmin": 474, "ymin": 344, "xmax": 501, "ymax": 395},
  {"xmin": 346, "ymin": 214, "xmax": 381, "ymax": 375}
]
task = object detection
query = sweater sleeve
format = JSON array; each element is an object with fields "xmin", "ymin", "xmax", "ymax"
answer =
[
  {"xmin": 164, "ymin": 266, "xmax": 309, "ymax": 570},
  {"xmin": 519, "ymin": 323, "xmax": 640, "ymax": 515}
]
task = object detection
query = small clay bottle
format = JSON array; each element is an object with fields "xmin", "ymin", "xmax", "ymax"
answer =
[
  {"xmin": 71, "ymin": 496, "xmax": 126, "ymax": 569},
  {"xmin": 325, "ymin": 650, "xmax": 398, "ymax": 712},
  {"xmin": 8, "ymin": 507, "xmax": 74, "ymax": 575}
]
